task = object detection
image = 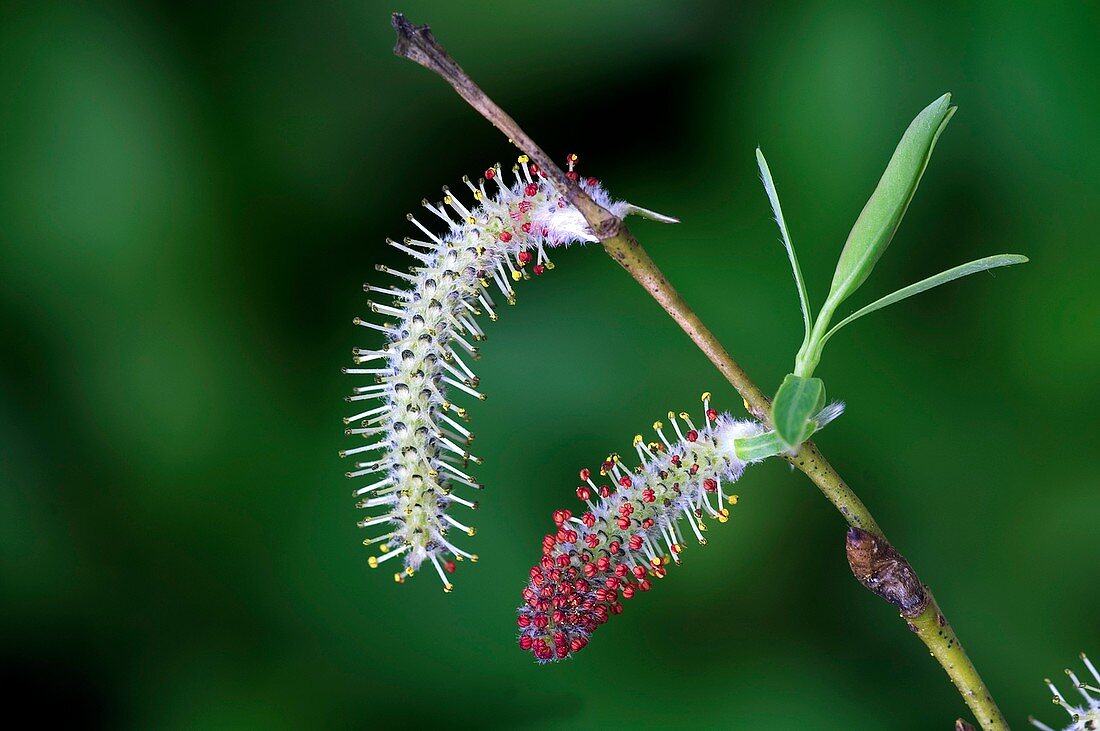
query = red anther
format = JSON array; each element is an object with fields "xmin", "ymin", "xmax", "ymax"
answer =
[
  {"xmin": 704, "ymin": 478, "xmax": 718, "ymax": 493},
  {"xmin": 618, "ymin": 503, "xmax": 633, "ymax": 517},
  {"xmin": 552, "ymin": 509, "xmax": 569, "ymax": 526},
  {"xmin": 549, "ymin": 569, "xmax": 561, "ymax": 582},
  {"xmin": 570, "ymin": 637, "xmax": 586, "ymax": 653},
  {"xmin": 586, "ymin": 176, "xmax": 598, "ymax": 186},
  {"xmin": 534, "ymin": 614, "xmax": 549, "ymax": 629},
  {"xmin": 706, "ymin": 408, "xmax": 718, "ymax": 421},
  {"xmin": 517, "ymin": 250, "xmax": 532, "ymax": 265},
  {"xmin": 532, "ymin": 573, "xmax": 544, "ymax": 586},
  {"xmin": 530, "ymin": 566, "xmax": 542, "ymax": 580},
  {"xmin": 583, "ymin": 563, "xmax": 597, "ymax": 578},
  {"xmin": 518, "ymin": 200, "xmax": 533, "ymax": 213},
  {"xmin": 574, "ymin": 579, "xmax": 589, "ymax": 593},
  {"xmin": 566, "ymin": 171, "xmax": 579, "ymax": 181},
  {"xmin": 670, "ymin": 455, "xmax": 681, "ymax": 466},
  {"xmin": 524, "ymin": 183, "xmax": 538, "ymax": 197},
  {"xmin": 632, "ymin": 565, "xmax": 646, "ymax": 579},
  {"xmin": 621, "ymin": 585, "xmax": 635, "ymax": 599},
  {"xmin": 618, "ymin": 475, "xmax": 632, "ymax": 488},
  {"xmin": 444, "ymin": 561, "xmax": 456, "ymax": 573},
  {"xmin": 529, "ymin": 163, "xmax": 540, "ymax": 174},
  {"xmin": 579, "ymin": 552, "xmax": 591, "ymax": 563},
  {"xmin": 566, "ymin": 530, "xmax": 578, "ymax": 543},
  {"xmin": 499, "ymin": 230, "xmax": 513, "ymax": 242},
  {"xmin": 518, "ymin": 615, "xmax": 531, "ymax": 627},
  {"xmin": 485, "ymin": 168, "xmax": 496, "ymax": 180},
  {"xmin": 616, "ymin": 516, "xmax": 630, "ymax": 530},
  {"xmin": 521, "ymin": 221, "xmax": 532, "ymax": 233},
  {"xmin": 689, "ymin": 464, "xmax": 699, "ymax": 475},
  {"xmin": 610, "ymin": 602, "xmax": 624, "ymax": 615},
  {"xmin": 556, "ymin": 554, "xmax": 570, "ymax": 568},
  {"xmin": 671, "ymin": 543, "xmax": 682, "ymax": 554},
  {"xmin": 519, "ymin": 635, "xmax": 533, "ymax": 650},
  {"xmin": 642, "ymin": 518, "xmax": 654, "ymax": 529},
  {"xmin": 639, "ymin": 580, "xmax": 652, "ymax": 591},
  {"xmin": 552, "ymin": 612, "xmax": 565, "ymax": 625},
  {"xmin": 576, "ymin": 486, "xmax": 591, "ymax": 501},
  {"xmin": 601, "ymin": 460, "xmax": 614, "ymax": 473},
  {"xmin": 541, "ymin": 226, "xmax": 550, "ymax": 236},
  {"xmin": 596, "ymin": 556, "xmax": 611, "ymax": 571},
  {"xmin": 614, "ymin": 564, "xmax": 628, "ymax": 577},
  {"xmin": 687, "ymin": 429, "xmax": 699, "ymax": 442},
  {"xmin": 605, "ymin": 576, "xmax": 619, "ymax": 589},
  {"xmin": 585, "ymin": 535, "xmax": 599, "ymax": 549},
  {"xmin": 553, "ymin": 630, "xmax": 566, "ymax": 646},
  {"xmin": 599, "ymin": 485, "xmax": 612, "ymax": 498},
  {"xmin": 606, "ymin": 589, "xmax": 618, "ymax": 602},
  {"xmin": 543, "ymin": 534, "xmax": 557, "ymax": 547},
  {"xmin": 533, "ymin": 264, "xmax": 545, "ymax": 275},
  {"xmin": 628, "ymin": 535, "xmax": 644, "ymax": 551},
  {"xmin": 594, "ymin": 588, "xmax": 608, "ymax": 601},
  {"xmin": 608, "ymin": 541, "xmax": 620, "ymax": 554},
  {"xmin": 641, "ymin": 488, "xmax": 655, "ymax": 503},
  {"xmin": 540, "ymin": 556, "xmax": 554, "ymax": 569},
  {"xmin": 540, "ymin": 586, "xmax": 554, "ymax": 598},
  {"xmin": 556, "ymin": 645, "xmax": 568, "ymax": 659},
  {"xmin": 581, "ymin": 512, "xmax": 596, "ymax": 527},
  {"xmin": 579, "ymin": 468, "xmax": 591, "ymax": 481}
]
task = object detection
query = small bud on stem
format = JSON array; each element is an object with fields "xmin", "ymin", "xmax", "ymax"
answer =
[{"xmin": 845, "ymin": 527, "xmax": 928, "ymax": 618}]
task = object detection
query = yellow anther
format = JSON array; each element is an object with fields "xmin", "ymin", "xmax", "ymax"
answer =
[
  {"xmin": 473, "ymin": 191, "xmax": 482, "ymax": 200},
  {"xmin": 517, "ymin": 154, "xmax": 529, "ymax": 163},
  {"xmin": 717, "ymin": 513, "xmax": 728, "ymax": 524},
  {"xmin": 701, "ymin": 391, "xmax": 712, "ymax": 402},
  {"xmin": 443, "ymin": 583, "xmax": 454, "ymax": 593},
  {"xmin": 545, "ymin": 262, "xmax": 555, "ymax": 270},
  {"xmin": 467, "ymin": 216, "xmax": 476, "ymax": 224},
  {"xmin": 679, "ymin": 412, "xmax": 690, "ymax": 420},
  {"xmin": 698, "ymin": 521, "xmax": 708, "ymax": 532},
  {"xmin": 467, "ymin": 527, "xmax": 477, "ymax": 537},
  {"xmin": 405, "ymin": 567, "xmax": 414, "ymax": 576},
  {"xmin": 428, "ymin": 470, "xmax": 439, "ymax": 478},
  {"xmin": 650, "ymin": 557, "xmax": 662, "ymax": 567},
  {"xmin": 367, "ymin": 556, "xmax": 379, "ymax": 569},
  {"xmin": 699, "ymin": 537, "xmax": 708, "ymax": 545},
  {"xmin": 453, "ymin": 555, "xmax": 463, "ymax": 562},
  {"xmin": 652, "ymin": 421, "xmax": 663, "ymax": 431},
  {"xmin": 511, "ymin": 270, "xmax": 521, "ymax": 281},
  {"xmin": 443, "ymin": 195, "xmax": 452, "ymax": 205},
  {"xmin": 633, "ymin": 434, "xmax": 643, "ymax": 446},
  {"xmin": 379, "ymin": 543, "xmax": 389, "ymax": 553},
  {"xmin": 667, "ymin": 411, "xmax": 676, "ymax": 420},
  {"xmin": 470, "ymin": 554, "xmax": 479, "ymax": 563},
  {"xmin": 728, "ymin": 494, "xmax": 739, "ymax": 505}
]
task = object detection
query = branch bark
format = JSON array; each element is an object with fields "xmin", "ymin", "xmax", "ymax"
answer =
[{"xmin": 388, "ymin": 13, "xmax": 1006, "ymax": 730}]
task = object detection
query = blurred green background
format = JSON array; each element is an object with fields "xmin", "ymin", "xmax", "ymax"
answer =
[{"xmin": 1, "ymin": 1, "xmax": 1097, "ymax": 728}]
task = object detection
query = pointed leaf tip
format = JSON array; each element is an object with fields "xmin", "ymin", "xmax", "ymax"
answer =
[{"xmin": 826, "ymin": 94, "xmax": 957, "ymax": 310}]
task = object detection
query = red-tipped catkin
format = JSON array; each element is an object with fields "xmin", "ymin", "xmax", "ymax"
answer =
[{"xmin": 516, "ymin": 395, "xmax": 765, "ymax": 662}]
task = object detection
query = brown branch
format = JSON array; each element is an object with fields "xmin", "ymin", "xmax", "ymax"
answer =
[{"xmin": 388, "ymin": 13, "xmax": 1005, "ymax": 730}]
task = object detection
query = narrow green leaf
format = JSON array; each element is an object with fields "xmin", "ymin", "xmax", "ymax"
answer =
[
  {"xmin": 756, "ymin": 147, "xmax": 812, "ymax": 345},
  {"xmin": 772, "ymin": 374, "xmax": 826, "ymax": 448},
  {"xmin": 733, "ymin": 431, "xmax": 789, "ymax": 461},
  {"xmin": 826, "ymin": 94, "xmax": 956, "ymax": 310},
  {"xmin": 822, "ymin": 254, "xmax": 1029, "ymax": 344}
]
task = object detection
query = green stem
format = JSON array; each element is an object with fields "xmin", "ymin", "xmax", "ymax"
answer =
[{"xmin": 389, "ymin": 14, "xmax": 1007, "ymax": 729}]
